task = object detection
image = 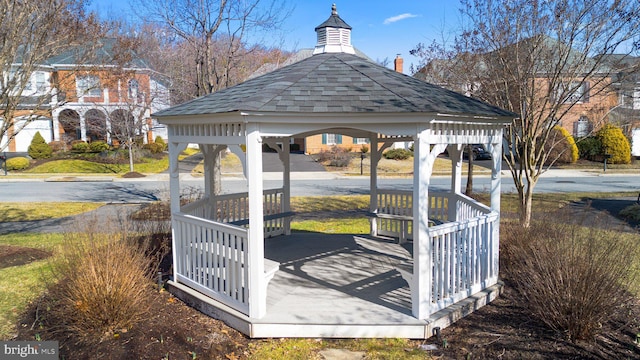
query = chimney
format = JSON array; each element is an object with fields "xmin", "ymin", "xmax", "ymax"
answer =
[{"xmin": 394, "ymin": 54, "xmax": 404, "ymax": 73}]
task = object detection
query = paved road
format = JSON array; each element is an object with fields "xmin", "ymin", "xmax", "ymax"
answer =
[{"xmin": 1, "ymin": 169, "xmax": 639, "ymax": 203}]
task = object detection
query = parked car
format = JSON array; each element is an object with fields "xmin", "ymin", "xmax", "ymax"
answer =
[{"xmin": 463, "ymin": 144, "xmax": 492, "ymax": 160}]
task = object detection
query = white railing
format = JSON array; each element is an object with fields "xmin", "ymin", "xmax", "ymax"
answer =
[
  {"xmin": 428, "ymin": 211, "xmax": 499, "ymax": 314},
  {"xmin": 374, "ymin": 190, "xmax": 449, "ymax": 240},
  {"xmin": 173, "ymin": 213, "xmax": 249, "ymax": 315},
  {"xmin": 181, "ymin": 188, "xmax": 287, "ymax": 238}
]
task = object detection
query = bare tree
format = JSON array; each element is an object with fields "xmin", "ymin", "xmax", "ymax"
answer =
[
  {"xmin": 0, "ymin": 0, "xmax": 101, "ymax": 152},
  {"xmin": 134, "ymin": 0, "xmax": 291, "ymax": 99},
  {"xmin": 413, "ymin": 0, "xmax": 640, "ymax": 227}
]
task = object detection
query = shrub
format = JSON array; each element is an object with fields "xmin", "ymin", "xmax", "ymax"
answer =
[
  {"xmin": 28, "ymin": 132, "xmax": 53, "ymax": 159},
  {"xmin": 360, "ymin": 145, "xmax": 369, "ymax": 154},
  {"xmin": 544, "ymin": 126, "xmax": 578, "ymax": 164},
  {"xmin": 576, "ymin": 136, "xmax": 602, "ymax": 160},
  {"xmin": 89, "ymin": 140, "xmax": 110, "ymax": 153},
  {"xmin": 383, "ymin": 148, "xmax": 413, "ymax": 160},
  {"xmin": 48, "ymin": 140, "xmax": 68, "ymax": 153},
  {"xmin": 620, "ymin": 204, "xmax": 640, "ymax": 222},
  {"xmin": 71, "ymin": 141, "xmax": 90, "ymax": 153},
  {"xmin": 501, "ymin": 209, "xmax": 640, "ymax": 341},
  {"xmin": 315, "ymin": 146, "xmax": 352, "ymax": 167},
  {"xmin": 45, "ymin": 216, "xmax": 156, "ymax": 342},
  {"xmin": 5, "ymin": 156, "xmax": 30, "ymax": 170},
  {"xmin": 154, "ymin": 136, "xmax": 167, "ymax": 151},
  {"xmin": 597, "ymin": 124, "xmax": 631, "ymax": 164},
  {"xmin": 143, "ymin": 142, "xmax": 163, "ymax": 154}
]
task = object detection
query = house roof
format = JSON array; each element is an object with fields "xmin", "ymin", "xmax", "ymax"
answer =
[
  {"xmin": 44, "ymin": 38, "xmax": 150, "ymax": 69},
  {"xmin": 154, "ymin": 51, "xmax": 515, "ymax": 118}
]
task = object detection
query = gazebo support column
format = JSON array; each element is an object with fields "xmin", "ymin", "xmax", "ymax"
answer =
[
  {"xmin": 246, "ymin": 124, "xmax": 267, "ymax": 318},
  {"xmin": 264, "ymin": 137, "xmax": 293, "ymax": 235},
  {"xmin": 488, "ymin": 141, "xmax": 503, "ymax": 282},
  {"xmin": 369, "ymin": 138, "xmax": 393, "ymax": 237},
  {"xmin": 412, "ymin": 130, "xmax": 447, "ymax": 319},
  {"xmin": 281, "ymin": 139, "xmax": 291, "ymax": 235},
  {"xmin": 369, "ymin": 136, "xmax": 379, "ymax": 235},
  {"xmin": 168, "ymin": 140, "xmax": 187, "ymax": 281},
  {"xmin": 447, "ymin": 144, "xmax": 464, "ymax": 222}
]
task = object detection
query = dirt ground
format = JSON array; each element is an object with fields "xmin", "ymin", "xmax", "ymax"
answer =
[{"xmin": 4, "ymin": 198, "xmax": 640, "ymax": 359}]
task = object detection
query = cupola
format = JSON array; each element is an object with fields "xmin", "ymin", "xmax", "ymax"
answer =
[{"xmin": 313, "ymin": 4, "xmax": 355, "ymax": 55}]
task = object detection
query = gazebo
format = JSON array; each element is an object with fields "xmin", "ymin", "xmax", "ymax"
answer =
[{"xmin": 154, "ymin": 5, "xmax": 516, "ymax": 338}]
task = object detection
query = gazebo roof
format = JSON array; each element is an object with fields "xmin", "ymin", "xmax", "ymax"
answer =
[{"xmin": 153, "ymin": 52, "xmax": 515, "ymax": 119}]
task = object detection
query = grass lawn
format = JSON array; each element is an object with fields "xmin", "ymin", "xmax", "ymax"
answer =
[
  {"xmin": 0, "ymin": 202, "xmax": 103, "ymax": 222},
  {"xmin": 23, "ymin": 157, "xmax": 168, "ymax": 175}
]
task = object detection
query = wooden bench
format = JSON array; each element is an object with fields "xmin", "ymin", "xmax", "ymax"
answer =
[
  {"xmin": 366, "ymin": 212, "xmax": 413, "ymax": 243},
  {"xmin": 262, "ymin": 258, "xmax": 280, "ymax": 294},
  {"xmin": 227, "ymin": 211, "xmax": 295, "ymax": 226},
  {"xmin": 395, "ymin": 260, "xmax": 414, "ymax": 293}
]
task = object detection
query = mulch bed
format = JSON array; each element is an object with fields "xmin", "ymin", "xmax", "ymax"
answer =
[{"xmin": 0, "ymin": 245, "xmax": 50, "ymax": 269}]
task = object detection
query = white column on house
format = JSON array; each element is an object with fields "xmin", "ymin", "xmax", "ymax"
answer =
[
  {"xmin": 51, "ymin": 110, "xmax": 60, "ymax": 142},
  {"xmin": 246, "ymin": 122, "xmax": 267, "ymax": 318},
  {"xmin": 79, "ymin": 112, "xmax": 87, "ymax": 141},
  {"xmin": 412, "ymin": 128, "xmax": 447, "ymax": 319}
]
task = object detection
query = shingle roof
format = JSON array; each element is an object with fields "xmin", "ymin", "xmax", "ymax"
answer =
[
  {"xmin": 154, "ymin": 52, "xmax": 516, "ymax": 118},
  {"xmin": 315, "ymin": 4, "xmax": 351, "ymax": 31},
  {"xmin": 45, "ymin": 38, "xmax": 149, "ymax": 69}
]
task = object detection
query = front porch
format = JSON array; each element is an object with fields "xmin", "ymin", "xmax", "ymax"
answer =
[{"xmin": 168, "ymin": 231, "xmax": 503, "ymax": 338}]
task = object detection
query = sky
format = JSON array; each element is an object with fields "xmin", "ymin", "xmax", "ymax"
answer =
[{"xmin": 89, "ymin": 1, "xmax": 463, "ymax": 74}]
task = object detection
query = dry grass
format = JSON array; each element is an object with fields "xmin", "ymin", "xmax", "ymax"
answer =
[
  {"xmin": 501, "ymin": 208, "xmax": 640, "ymax": 341},
  {"xmin": 0, "ymin": 202, "xmax": 103, "ymax": 222},
  {"xmin": 42, "ymin": 216, "xmax": 157, "ymax": 343}
]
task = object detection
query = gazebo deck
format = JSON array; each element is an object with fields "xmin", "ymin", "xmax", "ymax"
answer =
[{"xmin": 168, "ymin": 232, "xmax": 502, "ymax": 339}]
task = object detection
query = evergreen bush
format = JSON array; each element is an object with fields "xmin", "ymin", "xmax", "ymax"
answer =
[
  {"xmin": 71, "ymin": 141, "xmax": 90, "ymax": 153},
  {"xmin": 383, "ymin": 148, "xmax": 413, "ymax": 160},
  {"xmin": 597, "ymin": 124, "xmax": 631, "ymax": 164},
  {"xmin": 154, "ymin": 136, "xmax": 167, "ymax": 151},
  {"xmin": 27, "ymin": 132, "xmax": 53, "ymax": 159},
  {"xmin": 576, "ymin": 136, "xmax": 602, "ymax": 160},
  {"xmin": 89, "ymin": 140, "xmax": 110, "ymax": 153},
  {"xmin": 544, "ymin": 126, "xmax": 578, "ymax": 164},
  {"xmin": 5, "ymin": 156, "xmax": 30, "ymax": 170}
]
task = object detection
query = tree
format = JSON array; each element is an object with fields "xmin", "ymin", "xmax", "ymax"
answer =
[
  {"xmin": 28, "ymin": 131, "xmax": 52, "ymax": 159},
  {"xmin": 133, "ymin": 0, "xmax": 291, "ymax": 99},
  {"xmin": 0, "ymin": 0, "xmax": 101, "ymax": 152},
  {"xmin": 413, "ymin": 0, "xmax": 640, "ymax": 227}
]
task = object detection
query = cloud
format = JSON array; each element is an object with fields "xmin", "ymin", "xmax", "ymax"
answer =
[{"xmin": 383, "ymin": 13, "xmax": 419, "ymax": 25}]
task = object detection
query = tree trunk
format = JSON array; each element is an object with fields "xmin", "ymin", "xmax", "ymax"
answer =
[
  {"xmin": 465, "ymin": 145, "xmax": 474, "ymax": 196},
  {"xmin": 128, "ymin": 139, "xmax": 135, "ymax": 173}
]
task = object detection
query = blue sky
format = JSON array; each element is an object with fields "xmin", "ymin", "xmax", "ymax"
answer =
[{"xmin": 89, "ymin": 1, "xmax": 462, "ymax": 74}]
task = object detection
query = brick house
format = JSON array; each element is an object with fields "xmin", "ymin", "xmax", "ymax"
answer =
[{"xmin": 1, "ymin": 39, "xmax": 169, "ymax": 153}]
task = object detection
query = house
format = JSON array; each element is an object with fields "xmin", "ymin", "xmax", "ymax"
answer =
[
  {"xmin": 153, "ymin": 4, "xmax": 515, "ymax": 339},
  {"xmin": 414, "ymin": 36, "xmax": 618, "ymax": 141},
  {"xmin": 0, "ymin": 39, "xmax": 170, "ymax": 153}
]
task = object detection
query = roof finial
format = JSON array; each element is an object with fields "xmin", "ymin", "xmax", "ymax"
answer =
[{"xmin": 332, "ymin": 4, "xmax": 337, "ymax": 15}]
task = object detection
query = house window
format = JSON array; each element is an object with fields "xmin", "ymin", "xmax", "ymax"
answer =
[
  {"xmin": 556, "ymin": 81, "xmax": 589, "ymax": 103},
  {"xmin": 573, "ymin": 116, "xmax": 590, "ymax": 138},
  {"xmin": 76, "ymin": 75, "xmax": 102, "ymax": 97},
  {"xmin": 128, "ymin": 79, "xmax": 139, "ymax": 100},
  {"xmin": 353, "ymin": 137, "xmax": 369, "ymax": 144},
  {"xmin": 322, "ymin": 133, "xmax": 342, "ymax": 145}
]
